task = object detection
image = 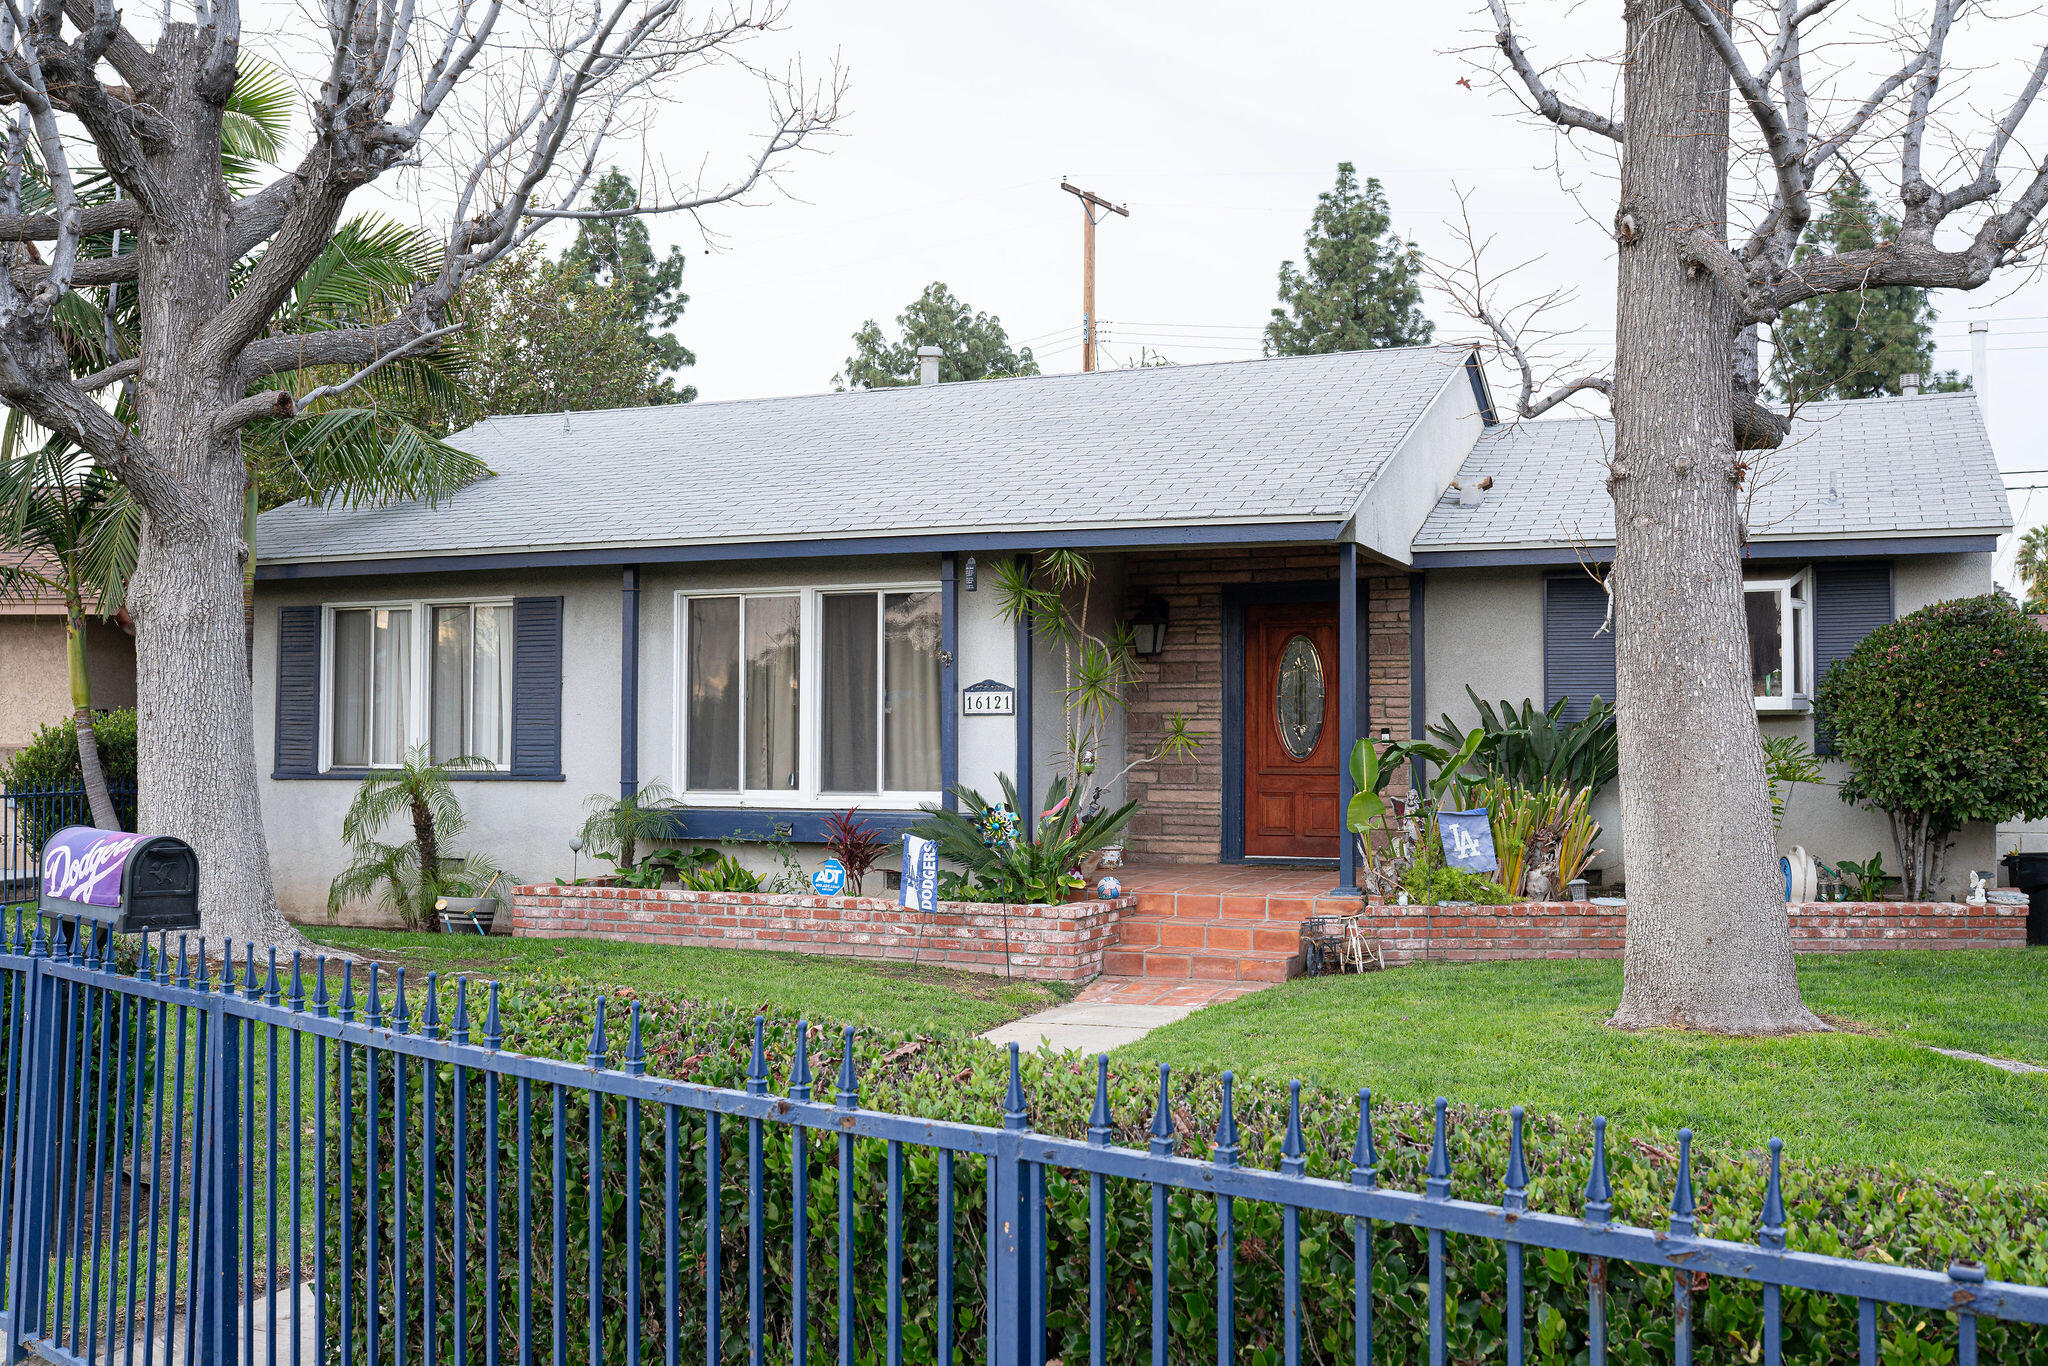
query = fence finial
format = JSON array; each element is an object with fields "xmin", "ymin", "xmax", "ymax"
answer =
[
  {"xmin": 747, "ymin": 1016, "xmax": 769, "ymax": 1097},
  {"xmin": 1149, "ymin": 1064, "xmax": 1174, "ymax": 1156},
  {"xmin": 421, "ymin": 973, "xmax": 441, "ymax": 1037},
  {"xmin": 451, "ymin": 976, "xmax": 471, "ymax": 1043},
  {"xmin": 836, "ymin": 1024, "xmax": 859, "ymax": 1109},
  {"xmin": 135, "ymin": 935, "xmax": 154, "ymax": 981},
  {"xmin": 1213, "ymin": 1072, "xmax": 1239, "ymax": 1168},
  {"xmin": 625, "ymin": 1003, "xmax": 645, "ymax": 1076},
  {"xmin": 483, "ymin": 982, "xmax": 503, "ymax": 1049},
  {"xmin": 289, "ymin": 953, "xmax": 305, "ymax": 1012},
  {"xmin": 193, "ymin": 937, "xmax": 208, "ymax": 991},
  {"xmin": 365, "ymin": 962, "xmax": 383, "ymax": 1026},
  {"xmin": 265, "ymin": 947, "xmax": 281, "ymax": 1006},
  {"xmin": 1426, "ymin": 1097, "xmax": 1451, "ymax": 1199},
  {"xmin": 339, "ymin": 960, "xmax": 356, "ymax": 1022},
  {"xmin": 587, "ymin": 997, "xmax": 609, "ymax": 1069},
  {"xmin": 1669, "ymin": 1128, "xmax": 1696, "ymax": 1238},
  {"xmin": 1504, "ymin": 1106, "xmax": 1528, "ymax": 1214},
  {"xmin": 1759, "ymin": 1137, "xmax": 1786, "ymax": 1250},
  {"xmin": 84, "ymin": 923, "xmax": 102, "ymax": 971},
  {"xmin": 1281, "ymin": 1080, "xmax": 1306, "ymax": 1177},
  {"xmin": 314, "ymin": 957, "xmax": 329, "ymax": 1018},
  {"xmin": 244, "ymin": 942, "xmax": 259, "ymax": 999},
  {"xmin": 1002, "ymin": 1042, "xmax": 1026, "ymax": 1131},
  {"xmin": 175, "ymin": 937, "xmax": 190, "ymax": 988},
  {"xmin": 1584, "ymin": 1116, "xmax": 1613, "ymax": 1226},
  {"xmin": 789, "ymin": 1021, "xmax": 813, "ymax": 1101},
  {"xmin": 1088, "ymin": 1055, "xmax": 1113, "ymax": 1147},
  {"xmin": 28, "ymin": 912, "xmax": 46, "ymax": 958},
  {"xmin": 391, "ymin": 966, "xmax": 410, "ymax": 1034},
  {"xmin": 1352, "ymin": 1089, "xmax": 1378, "ymax": 1189}
]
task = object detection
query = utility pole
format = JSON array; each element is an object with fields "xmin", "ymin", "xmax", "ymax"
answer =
[{"xmin": 1061, "ymin": 181, "xmax": 1128, "ymax": 372}]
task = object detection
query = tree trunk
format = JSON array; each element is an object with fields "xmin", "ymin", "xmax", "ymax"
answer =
[
  {"xmin": 1606, "ymin": 1, "xmax": 1823, "ymax": 1034},
  {"xmin": 126, "ymin": 27, "xmax": 301, "ymax": 951},
  {"xmin": 65, "ymin": 609, "xmax": 119, "ymax": 831},
  {"xmin": 411, "ymin": 791, "xmax": 441, "ymax": 931}
]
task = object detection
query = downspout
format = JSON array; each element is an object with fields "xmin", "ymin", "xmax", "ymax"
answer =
[
  {"xmin": 941, "ymin": 553, "xmax": 959, "ymax": 811},
  {"xmin": 620, "ymin": 565, "xmax": 640, "ymax": 800}
]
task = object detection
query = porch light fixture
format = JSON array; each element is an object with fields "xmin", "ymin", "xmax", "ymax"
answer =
[{"xmin": 1129, "ymin": 596, "xmax": 1170, "ymax": 657}]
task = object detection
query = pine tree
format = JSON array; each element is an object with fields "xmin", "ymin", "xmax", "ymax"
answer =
[
  {"xmin": 564, "ymin": 169, "xmax": 698, "ymax": 403},
  {"xmin": 837, "ymin": 283, "xmax": 1039, "ymax": 389},
  {"xmin": 1769, "ymin": 179, "xmax": 1969, "ymax": 402},
  {"xmin": 1264, "ymin": 164, "xmax": 1432, "ymax": 356}
]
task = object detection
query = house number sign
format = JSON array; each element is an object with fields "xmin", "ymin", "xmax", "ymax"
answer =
[{"xmin": 961, "ymin": 679, "xmax": 1015, "ymax": 716}]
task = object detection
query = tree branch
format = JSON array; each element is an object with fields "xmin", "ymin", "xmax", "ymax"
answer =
[
  {"xmin": 1485, "ymin": 0, "xmax": 1622, "ymax": 142},
  {"xmin": 217, "ymin": 322, "xmax": 461, "ymax": 434}
]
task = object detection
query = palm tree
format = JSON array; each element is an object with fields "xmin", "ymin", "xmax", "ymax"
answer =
[
  {"xmin": 577, "ymin": 780, "xmax": 684, "ymax": 872},
  {"xmin": 2017, "ymin": 525, "xmax": 2048, "ymax": 613},
  {"xmin": 330, "ymin": 747, "xmax": 506, "ymax": 930},
  {"xmin": 0, "ymin": 440, "xmax": 138, "ymax": 829}
]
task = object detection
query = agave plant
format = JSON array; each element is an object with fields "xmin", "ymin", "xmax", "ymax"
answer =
[{"xmin": 910, "ymin": 774, "xmax": 1136, "ymax": 906}]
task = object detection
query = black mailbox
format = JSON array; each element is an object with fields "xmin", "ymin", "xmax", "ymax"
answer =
[{"xmin": 37, "ymin": 826, "xmax": 201, "ymax": 933}]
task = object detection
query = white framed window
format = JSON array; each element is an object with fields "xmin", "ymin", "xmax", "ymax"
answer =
[
  {"xmin": 676, "ymin": 584, "xmax": 944, "ymax": 806},
  {"xmin": 1744, "ymin": 568, "xmax": 1813, "ymax": 711},
  {"xmin": 323, "ymin": 599, "xmax": 514, "ymax": 769}
]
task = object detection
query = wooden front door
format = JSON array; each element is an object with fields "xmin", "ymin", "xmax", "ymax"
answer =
[{"xmin": 1243, "ymin": 601, "xmax": 1342, "ymax": 859}]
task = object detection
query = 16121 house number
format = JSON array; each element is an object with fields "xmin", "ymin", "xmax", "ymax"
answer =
[{"xmin": 960, "ymin": 680, "xmax": 1015, "ymax": 716}]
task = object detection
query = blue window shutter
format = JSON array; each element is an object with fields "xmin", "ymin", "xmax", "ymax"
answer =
[
  {"xmin": 1543, "ymin": 574, "xmax": 1616, "ymax": 722},
  {"xmin": 511, "ymin": 596, "xmax": 564, "ymax": 778},
  {"xmin": 273, "ymin": 605, "xmax": 322, "ymax": 776},
  {"xmin": 1812, "ymin": 561, "xmax": 1893, "ymax": 755}
]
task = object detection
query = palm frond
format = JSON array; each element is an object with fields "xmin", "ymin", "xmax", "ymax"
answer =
[
  {"xmin": 223, "ymin": 60, "xmax": 295, "ymax": 173},
  {"xmin": 253, "ymin": 408, "xmax": 489, "ymax": 511}
]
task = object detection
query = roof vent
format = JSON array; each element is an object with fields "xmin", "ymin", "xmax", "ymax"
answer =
[
  {"xmin": 917, "ymin": 346, "xmax": 943, "ymax": 387},
  {"xmin": 1900, "ymin": 372, "xmax": 1921, "ymax": 397},
  {"xmin": 1453, "ymin": 475, "xmax": 1493, "ymax": 508}
]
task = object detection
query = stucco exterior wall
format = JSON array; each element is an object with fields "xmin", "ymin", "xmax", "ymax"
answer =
[
  {"xmin": 1420, "ymin": 552, "xmax": 1998, "ymax": 897},
  {"xmin": 0, "ymin": 615, "xmax": 136, "ymax": 758},
  {"xmin": 255, "ymin": 552, "xmax": 1026, "ymax": 924}
]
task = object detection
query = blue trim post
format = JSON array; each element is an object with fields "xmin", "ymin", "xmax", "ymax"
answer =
[
  {"xmin": 5, "ymin": 951, "xmax": 56, "ymax": 1355},
  {"xmin": 1013, "ymin": 556, "xmax": 1033, "ymax": 822},
  {"xmin": 621, "ymin": 565, "xmax": 640, "ymax": 800},
  {"xmin": 941, "ymin": 553, "xmax": 960, "ymax": 811},
  {"xmin": 1334, "ymin": 542, "xmax": 1361, "ymax": 896}
]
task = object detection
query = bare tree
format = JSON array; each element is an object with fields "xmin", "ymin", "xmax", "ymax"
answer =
[
  {"xmin": 1468, "ymin": 0, "xmax": 2048, "ymax": 1033},
  {"xmin": 0, "ymin": 0, "xmax": 842, "ymax": 944}
]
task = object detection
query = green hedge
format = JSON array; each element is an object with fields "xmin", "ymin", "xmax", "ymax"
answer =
[
  {"xmin": 0, "ymin": 708, "xmax": 138, "ymax": 852},
  {"xmin": 309, "ymin": 982, "xmax": 2047, "ymax": 1366}
]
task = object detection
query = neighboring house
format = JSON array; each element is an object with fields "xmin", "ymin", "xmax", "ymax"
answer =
[
  {"xmin": 0, "ymin": 551, "xmax": 135, "ymax": 766},
  {"xmin": 252, "ymin": 348, "xmax": 2010, "ymax": 920}
]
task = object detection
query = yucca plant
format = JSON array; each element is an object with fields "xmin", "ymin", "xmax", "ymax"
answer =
[{"xmin": 910, "ymin": 774, "xmax": 1135, "ymax": 905}]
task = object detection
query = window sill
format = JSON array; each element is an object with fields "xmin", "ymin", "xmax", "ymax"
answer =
[
  {"xmin": 664, "ymin": 807, "xmax": 927, "ymax": 843},
  {"xmin": 272, "ymin": 770, "xmax": 565, "ymax": 782},
  {"xmin": 1753, "ymin": 697, "xmax": 1812, "ymax": 715}
]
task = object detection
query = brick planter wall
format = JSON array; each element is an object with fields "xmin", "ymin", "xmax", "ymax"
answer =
[
  {"xmin": 1358, "ymin": 900, "xmax": 2028, "ymax": 966},
  {"xmin": 508, "ymin": 884, "xmax": 1131, "ymax": 983}
]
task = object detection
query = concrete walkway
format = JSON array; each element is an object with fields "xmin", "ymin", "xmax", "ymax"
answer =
[{"xmin": 982, "ymin": 976, "xmax": 1269, "ymax": 1053}]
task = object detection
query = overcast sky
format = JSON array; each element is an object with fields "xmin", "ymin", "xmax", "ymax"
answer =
[{"xmin": 314, "ymin": 1, "xmax": 2048, "ymax": 583}]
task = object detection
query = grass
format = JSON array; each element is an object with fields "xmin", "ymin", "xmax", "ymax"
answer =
[
  {"xmin": 302, "ymin": 928, "xmax": 1074, "ymax": 1038},
  {"xmin": 1121, "ymin": 950, "xmax": 2048, "ymax": 1183}
]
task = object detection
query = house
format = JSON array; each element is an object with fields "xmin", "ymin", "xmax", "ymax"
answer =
[
  {"xmin": 252, "ymin": 346, "xmax": 2010, "ymax": 922},
  {"xmin": 0, "ymin": 552, "xmax": 135, "ymax": 765}
]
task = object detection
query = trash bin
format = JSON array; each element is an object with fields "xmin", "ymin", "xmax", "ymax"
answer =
[{"xmin": 1997, "ymin": 852, "xmax": 2048, "ymax": 946}]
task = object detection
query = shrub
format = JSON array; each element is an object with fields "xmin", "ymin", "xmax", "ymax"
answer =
[
  {"xmin": 1431, "ymin": 688, "xmax": 1619, "ymax": 792},
  {"xmin": 1400, "ymin": 862, "xmax": 1514, "ymax": 905},
  {"xmin": 1816, "ymin": 594, "xmax": 2048, "ymax": 897},
  {"xmin": 0, "ymin": 708, "xmax": 138, "ymax": 850},
  {"xmin": 316, "ymin": 982, "xmax": 2047, "ymax": 1366}
]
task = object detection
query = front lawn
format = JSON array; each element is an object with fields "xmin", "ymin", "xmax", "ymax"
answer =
[
  {"xmin": 1123, "ymin": 951, "xmax": 2048, "ymax": 1183},
  {"xmin": 303, "ymin": 928, "xmax": 1071, "ymax": 1038}
]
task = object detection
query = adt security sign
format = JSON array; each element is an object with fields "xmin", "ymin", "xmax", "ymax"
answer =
[
  {"xmin": 811, "ymin": 858, "xmax": 847, "ymax": 897},
  {"xmin": 900, "ymin": 834, "xmax": 938, "ymax": 914},
  {"xmin": 1436, "ymin": 808, "xmax": 1499, "ymax": 873}
]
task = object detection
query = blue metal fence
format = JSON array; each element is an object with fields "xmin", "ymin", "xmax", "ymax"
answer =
[{"xmin": 0, "ymin": 917, "xmax": 2041, "ymax": 1366}]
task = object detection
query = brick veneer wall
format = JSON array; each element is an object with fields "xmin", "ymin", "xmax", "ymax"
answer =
[
  {"xmin": 1358, "ymin": 900, "xmax": 2027, "ymax": 965},
  {"xmin": 509, "ymin": 885, "xmax": 1128, "ymax": 983},
  {"xmin": 1120, "ymin": 548, "xmax": 1413, "ymax": 864}
]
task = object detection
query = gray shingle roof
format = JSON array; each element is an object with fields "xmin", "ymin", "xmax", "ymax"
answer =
[
  {"xmin": 258, "ymin": 346, "xmax": 1471, "ymax": 565},
  {"xmin": 1414, "ymin": 391, "xmax": 2012, "ymax": 551}
]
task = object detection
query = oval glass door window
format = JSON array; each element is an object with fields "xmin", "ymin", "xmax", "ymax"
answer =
[{"xmin": 1275, "ymin": 634, "xmax": 1325, "ymax": 759}]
